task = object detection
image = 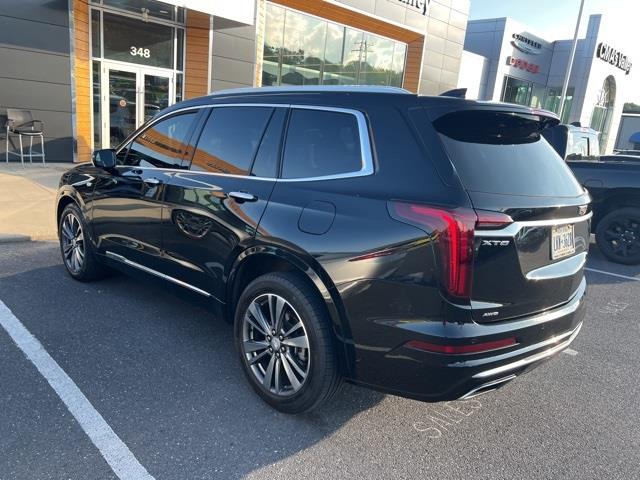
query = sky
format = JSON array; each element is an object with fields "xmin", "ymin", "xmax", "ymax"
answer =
[{"xmin": 468, "ymin": 0, "xmax": 640, "ymax": 103}]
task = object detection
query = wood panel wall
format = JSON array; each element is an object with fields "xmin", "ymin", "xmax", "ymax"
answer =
[
  {"xmin": 184, "ymin": 10, "xmax": 210, "ymax": 99},
  {"xmin": 72, "ymin": 0, "xmax": 92, "ymax": 162},
  {"xmin": 403, "ymin": 39, "xmax": 424, "ymax": 93},
  {"xmin": 268, "ymin": 0, "xmax": 424, "ymax": 92}
]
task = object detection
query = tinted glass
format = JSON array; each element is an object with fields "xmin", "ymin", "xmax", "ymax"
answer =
[
  {"xmin": 103, "ymin": 12, "xmax": 173, "ymax": 68},
  {"xmin": 99, "ymin": 0, "xmax": 183, "ymax": 23},
  {"xmin": 434, "ymin": 110, "xmax": 583, "ymax": 197},
  {"xmin": 567, "ymin": 131, "xmax": 600, "ymax": 160},
  {"xmin": 190, "ymin": 107, "xmax": 274, "ymax": 175},
  {"xmin": 251, "ymin": 108, "xmax": 287, "ymax": 178},
  {"xmin": 282, "ymin": 109, "xmax": 362, "ymax": 179},
  {"xmin": 125, "ymin": 112, "xmax": 197, "ymax": 168}
]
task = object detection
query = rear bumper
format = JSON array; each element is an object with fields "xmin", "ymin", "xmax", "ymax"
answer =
[{"xmin": 346, "ymin": 277, "xmax": 586, "ymax": 402}]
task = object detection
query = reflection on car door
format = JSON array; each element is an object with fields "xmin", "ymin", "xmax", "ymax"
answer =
[
  {"xmin": 91, "ymin": 110, "xmax": 201, "ymax": 271},
  {"xmin": 160, "ymin": 106, "xmax": 286, "ymax": 302}
]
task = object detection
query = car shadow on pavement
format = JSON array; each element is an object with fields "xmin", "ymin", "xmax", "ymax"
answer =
[{"xmin": 0, "ymin": 249, "xmax": 385, "ymax": 479}]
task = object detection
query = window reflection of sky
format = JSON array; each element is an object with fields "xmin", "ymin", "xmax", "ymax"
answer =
[{"xmin": 262, "ymin": 4, "xmax": 407, "ymax": 87}]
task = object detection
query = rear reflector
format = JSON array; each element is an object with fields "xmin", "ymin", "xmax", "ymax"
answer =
[
  {"xmin": 405, "ymin": 337, "xmax": 517, "ymax": 355},
  {"xmin": 389, "ymin": 202, "xmax": 476, "ymax": 299}
]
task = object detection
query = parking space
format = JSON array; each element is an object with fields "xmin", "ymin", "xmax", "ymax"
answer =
[{"xmin": 1, "ymin": 240, "xmax": 639, "ymax": 480}]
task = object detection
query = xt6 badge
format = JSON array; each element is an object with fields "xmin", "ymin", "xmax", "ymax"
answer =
[{"xmin": 481, "ymin": 240, "xmax": 510, "ymax": 246}]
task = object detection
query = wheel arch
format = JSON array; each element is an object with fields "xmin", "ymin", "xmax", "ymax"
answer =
[
  {"xmin": 594, "ymin": 189, "xmax": 640, "ymax": 229},
  {"xmin": 56, "ymin": 188, "xmax": 87, "ymax": 233},
  {"xmin": 226, "ymin": 245, "xmax": 353, "ymax": 376}
]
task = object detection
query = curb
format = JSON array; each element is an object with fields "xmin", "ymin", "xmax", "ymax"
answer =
[{"xmin": 0, "ymin": 234, "xmax": 57, "ymax": 245}]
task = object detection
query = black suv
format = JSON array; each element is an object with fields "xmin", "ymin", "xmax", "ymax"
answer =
[{"xmin": 56, "ymin": 86, "xmax": 590, "ymax": 413}]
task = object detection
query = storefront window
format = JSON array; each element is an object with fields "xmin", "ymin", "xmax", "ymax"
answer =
[
  {"xmin": 89, "ymin": 3, "xmax": 185, "ymax": 149},
  {"xmin": 262, "ymin": 4, "xmax": 406, "ymax": 88},
  {"xmin": 280, "ymin": 10, "xmax": 326, "ymax": 86},
  {"xmin": 543, "ymin": 87, "xmax": 573, "ymax": 123},
  {"xmin": 359, "ymin": 34, "xmax": 396, "ymax": 86},
  {"xmin": 102, "ymin": 12, "xmax": 174, "ymax": 69},
  {"xmin": 590, "ymin": 76, "xmax": 616, "ymax": 152},
  {"xmin": 502, "ymin": 76, "xmax": 532, "ymax": 106},
  {"xmin": 91, "ymin": 0, "xmax": 185, "ymax": 24},
  {"xmin": 390, "ymin": 43, "xmax": 407, "ymax": 88},
  {"xmin": 92, "ymin": 60, "xmax": 101, "ymax": 146}
]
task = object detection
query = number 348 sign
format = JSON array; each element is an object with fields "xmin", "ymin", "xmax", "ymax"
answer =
[{"xmin": 130, "ymin": 46, "xmax": 151, "ymax": 59}]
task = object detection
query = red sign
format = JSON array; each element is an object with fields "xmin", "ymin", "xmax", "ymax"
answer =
[{"xmin": 507, "ymin": 56, "xmax": 540, "ymax": 74}]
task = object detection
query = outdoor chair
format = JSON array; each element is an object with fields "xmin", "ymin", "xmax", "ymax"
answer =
[{"xmin": 5, "ymin": 109, "xmax": 46, "ymax": 165}]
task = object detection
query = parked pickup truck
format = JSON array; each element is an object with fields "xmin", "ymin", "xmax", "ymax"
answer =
[{"xmin": 543, "ymin": 124, "xmax": 640, "ymax": 264}]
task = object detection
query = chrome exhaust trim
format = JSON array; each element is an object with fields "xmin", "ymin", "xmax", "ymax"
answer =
[{"xmin": 460, "ymin": 374, "xmax": 517, "ymax": 400}]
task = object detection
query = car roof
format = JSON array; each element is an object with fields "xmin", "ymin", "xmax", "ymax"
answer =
[{"xmin": 161, "ymin": 86, "xmax": 559, "ymax": 121}]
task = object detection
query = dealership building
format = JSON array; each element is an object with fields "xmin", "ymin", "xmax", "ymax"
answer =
[
  {"xmin": 459, "ymin": 13, "xmax": 634, "ymax": 153},
  {"xmin": 0, "ymin": 0, "xmax": 470, "ymax": 162}
]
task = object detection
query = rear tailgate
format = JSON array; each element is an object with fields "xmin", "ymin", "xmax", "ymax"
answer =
[{"xmin": 432, "ymin": 108, "xmax": 591, "ymax": 322}]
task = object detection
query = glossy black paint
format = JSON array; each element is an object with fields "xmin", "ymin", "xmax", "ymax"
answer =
[{"xmin": 56, "ymin": 89, "xmax": 589, "ymax": 401}]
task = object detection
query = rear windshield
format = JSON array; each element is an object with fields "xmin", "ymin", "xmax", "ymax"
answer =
[{"xmin": 434, "ymin": 110, "xmax": 584, "ymax": 197}]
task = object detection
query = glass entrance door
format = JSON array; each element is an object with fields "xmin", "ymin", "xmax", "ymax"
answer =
[{"xmin": 101, "ymin": 62, "xmax": 174, "ymax": 148}]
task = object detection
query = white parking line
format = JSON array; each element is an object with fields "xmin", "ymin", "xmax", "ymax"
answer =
[
  {"xmin": 585, "ymin": 267, "xmax": 640, "ymax": 282},
  {"xmin": 0, "ymin": 300, "xmax": 155, "ymax": 480}
]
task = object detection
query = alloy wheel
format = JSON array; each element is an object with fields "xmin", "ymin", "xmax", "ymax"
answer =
[
  {"xmin": 61, "ymin": 213, "xmax": 85, "ymax": 274},
  {"xmin": 242, "ymin": 293, "xmax": 310, "ymax": 396},
  {"xmin": 603, "ymin": 217, "xmax": 640, "ymax": 259}
]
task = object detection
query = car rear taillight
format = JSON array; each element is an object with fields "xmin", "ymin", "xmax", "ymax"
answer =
[
  {"xmin": 405, "ymin": 337, "xmax": 517, "ymax": 355},
  {"xmin": 389, "ymin": 202, "xmax": 476, "ymax": 299}
]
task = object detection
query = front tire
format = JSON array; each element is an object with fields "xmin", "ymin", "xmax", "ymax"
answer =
[
  {"xmin": 595, "ymin": 207, "xmax": 640, "ymax": 265},
  {"xmin": 234, "ymin": 272, "xmax": 341, "ymax": 414},
  {"xmin": 59, "ymin": 203, "xmax": 111, "ymax": 281}
]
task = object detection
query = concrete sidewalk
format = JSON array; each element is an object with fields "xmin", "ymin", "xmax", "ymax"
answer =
[{"xmin": 0, "ymin": 163, "xmax": 72, "ymax": 243}]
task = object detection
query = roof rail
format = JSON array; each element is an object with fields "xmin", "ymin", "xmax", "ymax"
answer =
[{"xmin": 208, "ymin": 85, "xmax": 413, "ymax": 96}]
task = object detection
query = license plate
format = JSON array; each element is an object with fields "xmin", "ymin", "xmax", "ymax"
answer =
[{"xmin": 551, "ymin": 224, "xmax": 576, "ymax": 260}]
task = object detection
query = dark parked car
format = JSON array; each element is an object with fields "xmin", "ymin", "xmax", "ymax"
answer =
[
  {"xmin": 56, "ymin": 87, "xmax": 589, "ymax": 413},
  {"xmin": 543, "ymin": 124, "xmax": 640, "ymax": 264}
]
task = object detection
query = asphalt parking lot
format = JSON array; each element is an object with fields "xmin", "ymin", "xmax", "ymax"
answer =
[{"xmin": 1, "ymin": 240, "xmax": 639, "ymax": 480}]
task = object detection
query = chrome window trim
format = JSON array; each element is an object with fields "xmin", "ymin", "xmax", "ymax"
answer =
[
  {"xmin": 279, "ymin": 105, "xmax": 374, "ymax": 182},
  {"xmin": 114, "ymin": 102, "xmax": 376, "ymax": 182},
  {"xmin": 476, "ymin": 212, "xmax": 593, "ymax": 238},
  {"xmin": 105, "ymin": 251, "xmax": 211, "ymax": 297}
]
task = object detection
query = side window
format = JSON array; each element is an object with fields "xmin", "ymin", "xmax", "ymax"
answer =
[
  {"xmin": 125, "ymin": 112, "xmax": 198, "ymax": 169},
  {"xmin": 116, "ymin": 143, "xmax": 130, "ymax": 165},
  {"xmin": 251, "ymin": 108, "xmax": 287, "ymax": 178},
  {"xmin": 190, "ymin": 106, "xmax": 274, "ymax": 175},
  {"xmin": 282, "ymin": 109, "xmax": 362, "ymax": 179}
]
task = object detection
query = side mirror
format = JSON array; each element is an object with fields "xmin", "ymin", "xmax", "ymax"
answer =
[{"xmin": 92, "ymin": 149, "xmax": 117, "ymax": 169}]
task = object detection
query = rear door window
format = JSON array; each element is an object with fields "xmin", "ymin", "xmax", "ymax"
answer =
[
  {"xmin": 190, "ymin": 106, "xmax": 274, "ymax": 175},
  {"xmin": 432, "ymin": 110, "xmax": 584, "ymax": 197},
  {"xmin": 281, "ymin": 108, "xmax": 362, "ymax": 179}
]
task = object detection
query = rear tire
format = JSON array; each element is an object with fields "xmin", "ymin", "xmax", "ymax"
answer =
[
  {"xmin": 234, "ymin": 272, "xmax": 341, "ymax": 414},
  {"xmin": 58, "ymin": 203, "xmax": 111, "ymax": 281},
  {"xmin": 595, "ymin": 207, "xmax": 640, "ymax": 265}
]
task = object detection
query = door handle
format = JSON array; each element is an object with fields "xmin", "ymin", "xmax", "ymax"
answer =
[
  {"xmin": 143, "ymin": 177, "xmax": 162, "ymax": 185},
  {"xmin": 228, "ymin": 191, "xmax": 257, "ymax": 202}
]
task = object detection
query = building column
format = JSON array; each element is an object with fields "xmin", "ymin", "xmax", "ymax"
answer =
[{"xmin": 70, "ymin": 0, "xmax": 92, "ymax": 162}]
